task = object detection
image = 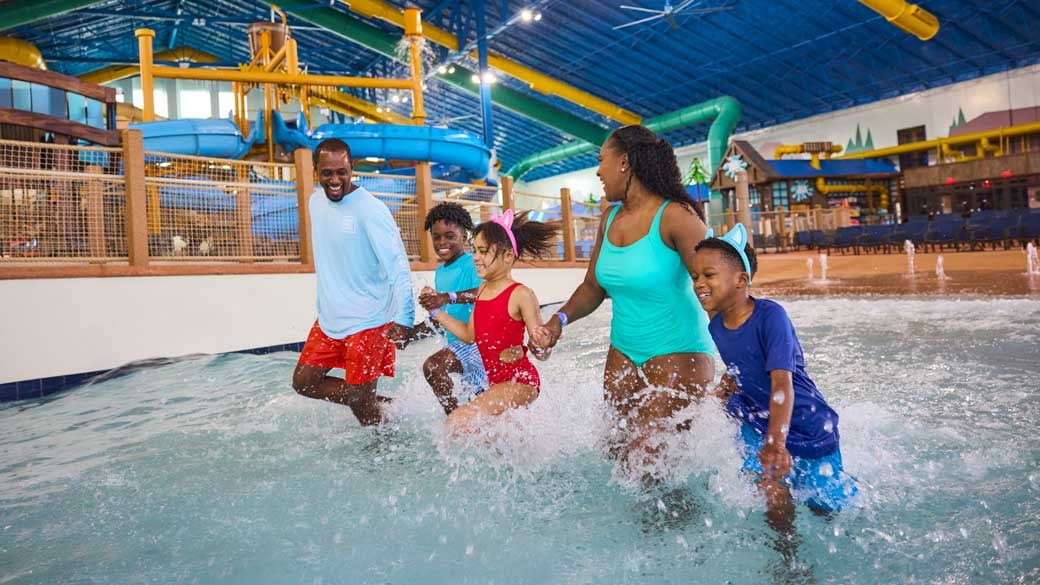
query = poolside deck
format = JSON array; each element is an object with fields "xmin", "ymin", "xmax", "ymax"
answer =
[{"xmin": 755, "ymin": 249, "xmax": 1040, "ymax": 296}]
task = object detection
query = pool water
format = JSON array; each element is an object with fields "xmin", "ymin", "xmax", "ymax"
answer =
[{"xmin": 2, "ymin": 298, "xmax": 1038, "ymax": 584}]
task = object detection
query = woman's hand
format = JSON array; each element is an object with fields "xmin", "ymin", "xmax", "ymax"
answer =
[{"xmin": 536, "ymin": 315, "xmax": 564, "ymax": 349}]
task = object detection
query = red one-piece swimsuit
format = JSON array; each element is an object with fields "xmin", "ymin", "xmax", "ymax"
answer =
[{"xmin": 473, "ymin": 282, "xmax": 541, "ymax": 391}]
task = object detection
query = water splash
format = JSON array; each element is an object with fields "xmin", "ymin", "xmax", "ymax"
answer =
[
  {"xmin": 806, "ymin": 257, "xmax": 814, "ymax": 282},
  {"xmin": 935, "ymin": 255, "xmax": 948, "ymax": 280},
  {"xmin": 904, "ymin": 240, "xmax": 916, "ymax": 275},
  {"xmin": 819, "ymin": 253, "xmax": 829, "ymax": 282},
  {"xmin": 1027, "ymin": 242, "xmax": 1040, "ymax": 275}
]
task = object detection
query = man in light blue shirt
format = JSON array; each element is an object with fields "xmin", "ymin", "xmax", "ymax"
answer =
[{"xmin": 292, "ymin": 138, "xmax": 415, "ymax": 425}]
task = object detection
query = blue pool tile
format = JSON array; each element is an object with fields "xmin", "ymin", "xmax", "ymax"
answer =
[
  {"xmin": 16, "ymin": 379, "xmax": 42, "ymax": 400},
  {"xmin": 40, "ymin": 376, "xmax": 66, "ymax": 396},
  {"xmin": 0, "ymin": 382, "xmax": 16, "ymax": 401}
]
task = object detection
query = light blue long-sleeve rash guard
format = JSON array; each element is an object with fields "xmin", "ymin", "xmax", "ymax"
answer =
[{"xmin": 309, "ymin": 186, "xmax": 415, "ymax": 339}]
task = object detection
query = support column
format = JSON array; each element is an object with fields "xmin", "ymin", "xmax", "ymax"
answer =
[
  {"xmin": 135, "ymin": 29, "xmax": 156, "ymax": 122},
  {"xmin": 122, "ymin": 129, "xmax": 149, "ymax": 266},
  {"xmin": 776, "ymin": 206, "xmax": 788, "ymax": 252},
  {"xmin": 415, "ymin": 161, "xmax": 435, "ymax": 263},
  {"xmin": 560, "ymin": 187, "xmax": 575, "ymax": 262},
  {"xmin": 475, "ymin": 0, "xmax": 494, "ymax": 146},
  {"xmin": 501, "ymin": 175, "xmax": 514, "ymax": 212},
  {"xmin": 735, "ymin": 170, "xmax": 752, "ymax": 235},
  {"xmin": 294, "ymin": 148, "xmax": 314, "ymax": 267}
]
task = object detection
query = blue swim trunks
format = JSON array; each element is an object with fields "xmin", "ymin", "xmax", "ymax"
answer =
[
  {"xmin": 447, "ymin": 340, "xmax": 488, "ymax": 399},
  {"xmin": 739, "ymin": 423, "xmax": 858, "ymax": 513}
]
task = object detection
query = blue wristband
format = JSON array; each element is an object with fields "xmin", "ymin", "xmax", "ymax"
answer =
[
  {"xmin": 555, "ymin": 311, "xmax": 569, "ymax": 327},
  {"xmin": 448, "ymin": 292, "xmax": 458, "ymax": 304},
  {"xmin": 429, "ymin": 308, "xmax": 442, "ymax": 318}
]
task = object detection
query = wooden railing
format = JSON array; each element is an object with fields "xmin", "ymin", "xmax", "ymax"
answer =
[{"xmin": 0, "ymin": 132, "xmax": 594, "ymax": 278}]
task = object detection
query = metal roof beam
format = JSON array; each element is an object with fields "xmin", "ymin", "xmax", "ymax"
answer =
[
  {"xmin": 331, "ymin": 0, "xmax": 642, "ymax": 126},
  {"xmin": 0, "ymin": 0, "xmax": 107, "ymax": 32},
  {"xmin": 282, "ymin": 3, "xmax": 609, "ymax": 145}
]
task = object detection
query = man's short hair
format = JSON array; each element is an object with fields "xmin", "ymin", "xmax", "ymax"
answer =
[{"xmin": 313, "ymin": 138, "xmax": 351, "ymax": 166}]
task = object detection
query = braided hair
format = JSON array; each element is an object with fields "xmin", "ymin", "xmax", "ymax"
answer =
[
  {"xmin": 424, "ymin": 201, "xmax": 475, "ymax": 232},
  {"xmin": 607, "ymin": 125, "xmax": 705, "ymax": 221},
  {"xmin": 474, "ymin": 211, "xmax": 558, "ymax": 260}
]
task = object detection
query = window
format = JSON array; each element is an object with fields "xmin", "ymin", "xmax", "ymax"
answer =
[
  {"xmin": 749, "ymin": 185, "xmax": 761, "ymax": 208},
  {"xmin": 218, "ymin": 91, "xmax": 235, "ymax": 119},
  {"xmin": 179, "ymin": 89, "xmax": 212, "ymax": 118},
  {"xmin": 68, "ymin": 93, "xmax": 87, "ymax": 124},
  {"xmin": 132, "ymin": 88, "xmax": 168, "ymax": 117},
  {"xmin": 0, "ymin": 78, "xmax": 11, "ymax": 109},
  {"xmin": 772, "ymin": 182, "xmax": 789, "ymax": 209},
  {"xmin": 12, "ymin": 80, "xmax": 30, "ymax": 111},
  {"xmin": 85, "ymin": 98, "xmax": 104, "ymax": 128},
  {"xmin": 897, "ymin": 125, "xmax": 928, "ymax": 169}
]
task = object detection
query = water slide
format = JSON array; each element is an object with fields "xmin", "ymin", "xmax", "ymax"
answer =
[
  {"xmin": 270, "ymin": 111, "xmax": 493, "ymax": 182},
  {"xmin": 129, "ymin": 113, "xmax": 264, "ymax": 160},
  {"xmin": 126, "ymin": 111, "xmax": 493, "ymax": 239}
]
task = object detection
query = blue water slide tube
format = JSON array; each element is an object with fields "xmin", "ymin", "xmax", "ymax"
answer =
[
  {"xmin": 130, "ymin": 112, "xmax": 263, "ymax": 160},
  {"xmin": 270, "ymin": 111, "xmax": 492, "ymax": 181}
]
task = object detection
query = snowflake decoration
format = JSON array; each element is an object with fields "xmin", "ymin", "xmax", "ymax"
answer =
[
  {"xmin": 792, "ymin": 180, "xmax": 812, "ymax": 202},
  {"xmin": 722, "ymin": 154, "xmax": 748, "ymax": 179}
]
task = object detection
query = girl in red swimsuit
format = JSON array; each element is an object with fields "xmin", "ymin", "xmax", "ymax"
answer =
[{"xmin": 430, "ymin": 209, "xmax": 558, "ymax": 432}]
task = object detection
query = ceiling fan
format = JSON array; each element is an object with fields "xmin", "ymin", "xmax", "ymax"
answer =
[{"xmin": 613, "ymin": 1, "xmax": 733, "ymax": 31}]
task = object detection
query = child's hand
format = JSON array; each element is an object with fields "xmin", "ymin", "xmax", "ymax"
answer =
[
  {"xmin": 528, "ymin": 340, "xmax": 552, "ymax": 361},
  {"xmin": 758, "ymin": 441, "xmax": 793, "ymax": 482},
  {"xmin": 535, "ymin": 324, "xmax": 560, "ymax": 348},
  {"xmin": 419, "ymin": 288, "xmax": 447, "ymax": 311},
  {"xmin": 529, "ymin": 326, "xmax": 552, "ymax": 349}
]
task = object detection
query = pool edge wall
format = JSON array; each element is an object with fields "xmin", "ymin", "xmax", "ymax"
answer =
[{"xmin": 0, "ymin": 268, "xmax": 587, "ymax": 399}]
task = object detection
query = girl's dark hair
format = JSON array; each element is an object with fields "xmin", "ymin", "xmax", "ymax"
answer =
[
  {"xmin": 694, "ymin": 238, "xmax": 758, "ymax": 278},
  {"xmin": 424, "ymin": 201, "xmax": 475, "ymax": 232},
  {"xmin": 607, "ymin": 125, "xmax": 705, "ymax": 222},
  {"xmin": 474, "ymin": 211, "xmax": 558, "ymax": 260}
]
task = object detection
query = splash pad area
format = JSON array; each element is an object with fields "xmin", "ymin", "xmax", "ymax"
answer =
[{"xmin": 2, "ymin": 297, "xmax": 1038, "ymax": 584}]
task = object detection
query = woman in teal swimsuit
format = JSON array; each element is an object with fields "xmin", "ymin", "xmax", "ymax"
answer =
[{"xmin": 540, "ymin": 125, "xmax": 714, "ymax": 476}]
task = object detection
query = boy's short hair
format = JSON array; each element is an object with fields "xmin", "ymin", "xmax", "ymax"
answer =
[
  {"xmin": 695, "ymin": 237, "xmax": 758, "ymax": 278},
  {"xmin": 313, "ymin": 138, "xmax": 351, "ymax": 166},
  {"xmin": 424, "ymin": 201, "xmax": 475, "ymax": 232}
]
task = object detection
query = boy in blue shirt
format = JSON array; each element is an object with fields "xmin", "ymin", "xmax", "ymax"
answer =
[
  {"xmin": 693, "ymin": 225, "xmax": 857, "ymax": 520},
  {"xmin": 416, "ymin": 202, "xmax": 488, "ymax": 414}
]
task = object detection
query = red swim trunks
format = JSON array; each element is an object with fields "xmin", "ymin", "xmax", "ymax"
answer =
[{"xmin": 297, "ymin": 321, "xmax": 395, "ymax": 385}]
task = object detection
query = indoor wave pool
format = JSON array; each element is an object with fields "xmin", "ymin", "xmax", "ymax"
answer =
[{"xmin": 2, "ymin": 298, "xmax": 1038, "ymax": 584}]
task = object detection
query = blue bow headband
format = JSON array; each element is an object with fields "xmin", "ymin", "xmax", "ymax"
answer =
[{"xmin": 705, "ymin": 224, "xmax": 753, "ymax": 286}]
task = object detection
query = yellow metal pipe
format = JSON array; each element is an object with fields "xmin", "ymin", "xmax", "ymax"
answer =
[
  {"xmin": 0, "ymin": 37, "xmax": 47, "ymax": 69},
  {"xmin": 338, "ymin": 0, "xmax": 642, "ymax": 126},
  {"xmin": 815, "ymin": 178, "xmax": 889, "ymax": 208},
  {"xmin": 149, "ymin": 65, "xmax": 414, "ymax": 88},
  {"xmin": 135, "ymin": 29, "xmax": 156, "ymax": 122},
  {"xmin": 485, "ymin": 55, "xmax": 641, "ymax": 125},
  {"xmin": 839, "ymin": 120, "xmax": 1040, "ymax": 159},
  {"xmin": 81, "ymin": 47, "xmax": 221, "ymax": 85},
  {"xmin": 263, "ymin": 43, "xmax": 289, "ymax": 72},
  {"xmin": 304, "ymin": 87, "xmax": 412, "ymax": 124},
  {"xmin": 403, "ymin": 7, "xmax": 426, "ymax": 126},
  {"xmin": 857, "ymin": 0, "xmax": 939, "ymax": 41}
]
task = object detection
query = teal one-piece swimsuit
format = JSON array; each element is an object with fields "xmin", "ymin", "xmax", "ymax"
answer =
[{"xmin": 594, "ymin": 201, "xmax": 715, "ymax": 367}]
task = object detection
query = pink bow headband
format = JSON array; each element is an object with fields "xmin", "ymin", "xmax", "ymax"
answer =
[{"xmin": 489, "ymin": 209, "xmax": 518, "ymax": 256}]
